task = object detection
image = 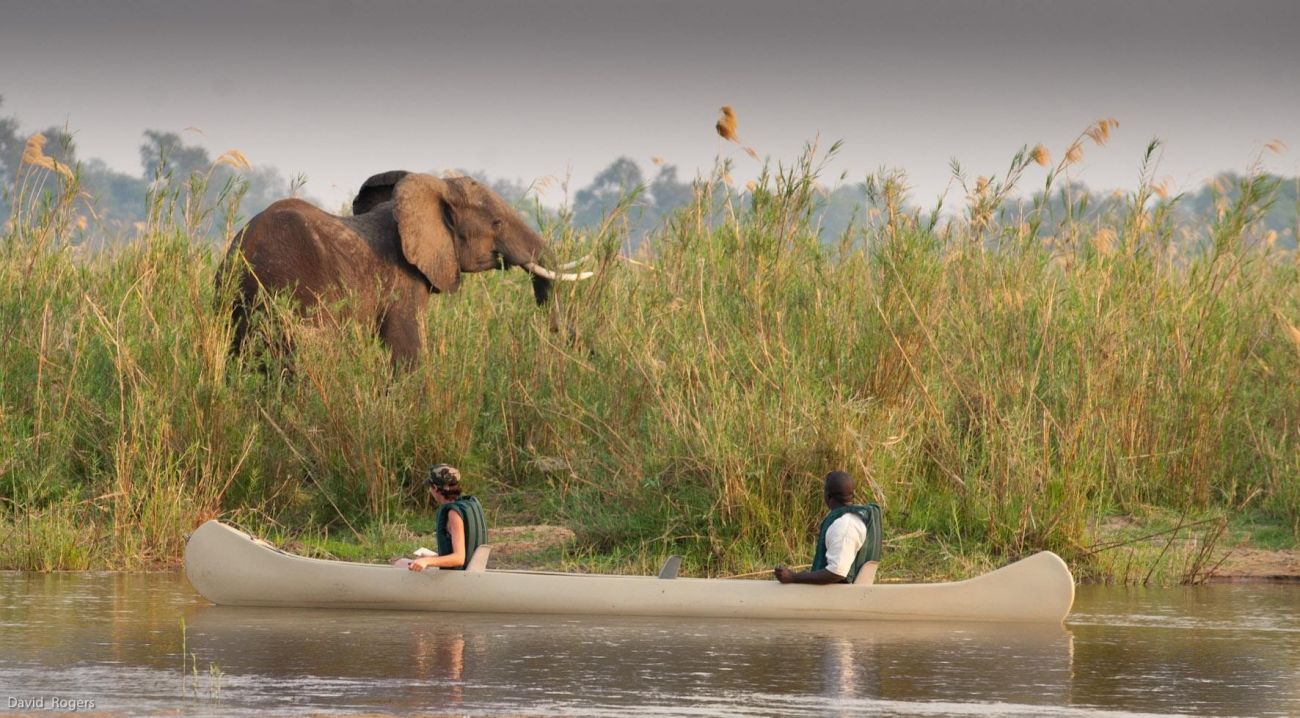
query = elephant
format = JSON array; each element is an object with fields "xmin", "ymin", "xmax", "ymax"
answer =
[{"xmin": 216, "ymin": 170, "xmax": 591, "ymax": 367}]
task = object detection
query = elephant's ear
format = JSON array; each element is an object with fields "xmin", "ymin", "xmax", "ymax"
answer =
[
  {"xmin": 352, "ymin": 170, "xmax": 410, "ymax": 215},
  {"xmin": 393, "ymin": 173, "xmax": 460, "ymax": 294}
]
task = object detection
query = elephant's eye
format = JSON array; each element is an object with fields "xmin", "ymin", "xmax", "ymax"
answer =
[{"xmin": 491, "ymin": 219, "xmax": 503, "ymax": 231}]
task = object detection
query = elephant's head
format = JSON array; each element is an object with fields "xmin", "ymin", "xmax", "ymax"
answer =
[{"xmin": 355, "ymin": 170, "xmax": 590, "ymax": 303}]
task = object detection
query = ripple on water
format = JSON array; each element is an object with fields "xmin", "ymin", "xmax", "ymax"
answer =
[{"xmin": 1, "ymin": 572, "xmax": 1297, "ymax": 717}]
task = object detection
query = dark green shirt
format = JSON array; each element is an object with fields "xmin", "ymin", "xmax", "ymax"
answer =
[{"xmin": 435, "ymin": 496, "xmax": 486, "ymax": 570}]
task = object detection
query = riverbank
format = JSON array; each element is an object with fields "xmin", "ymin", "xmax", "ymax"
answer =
[
  {"xmin": 197, "ymin": 512, "xmax": 1300, "ymax": 584},
  {"xmin": 182, "ymin": 519, "xmax": 1299, "ymax": 585},
  {"xmin": 2, "ymin": 141, "xmax": 1297, "ymax": 584},
  {"xmin": 1081, "ymin": 512, "xmax": 1300, "ymax": 584},
  {"xmin": 9, "ymin": 505, "xmax": 1297, "ymax": 584}
]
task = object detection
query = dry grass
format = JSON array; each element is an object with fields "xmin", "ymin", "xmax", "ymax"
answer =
[{"xmin": 1, "ymin": 127, "xmax": 1297, "ymax": 584}]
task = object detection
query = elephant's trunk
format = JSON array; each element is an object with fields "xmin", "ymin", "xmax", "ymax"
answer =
[
  {"xmin": 531, "ymin": 274, "xmax": 552, "ymax": 305},
  {"xmin": 502, "ymin": 228, "xmax": 595, "ymax": 283},
  {"xmin": 499, "ymin": 230, "xmax": 556, "ymax": 305}
]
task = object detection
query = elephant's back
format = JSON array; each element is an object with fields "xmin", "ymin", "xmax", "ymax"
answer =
[
  {"xmin": 246, "ymin": 199, "xmax": 335, "ymax": 244},
  {"xmin": 224, "ymin": 199, "xmax": 377, "ymax": 297}
]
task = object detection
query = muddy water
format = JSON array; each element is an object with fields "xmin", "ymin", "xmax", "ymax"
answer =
[{"xmin": 1, "ymin": 572, "xmax": 1297, "ymax": 717}]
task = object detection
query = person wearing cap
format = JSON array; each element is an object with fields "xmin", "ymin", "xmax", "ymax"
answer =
[
  {"xmin": 408, "ymin": 464, "xmax": 488, "ymax": 572},
  {"xmin": 773, "ymin": 470, "xmax": 882, "ymax": 585}
]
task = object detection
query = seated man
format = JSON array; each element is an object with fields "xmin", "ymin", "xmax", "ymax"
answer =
[{"xmin": 774, "ymin": 470, "xmax": 882, "ymax": 585}]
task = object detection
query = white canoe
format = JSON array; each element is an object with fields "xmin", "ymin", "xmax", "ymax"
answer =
[{"xmin": 184, "ymin": 520, "xmax": 1075, "ymax": 623}]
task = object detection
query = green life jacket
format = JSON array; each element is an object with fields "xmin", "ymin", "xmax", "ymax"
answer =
[
  {"xmin": 810, "ymin": 503, "xmax": 882, "ymax": 584},
  {"xmin": 435, "ymin": 496, "xmax": 486, "ymax": 570}
]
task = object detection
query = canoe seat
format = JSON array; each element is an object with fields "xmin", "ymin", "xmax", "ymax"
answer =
[
  {"xmin": 658, "ymin": 555, "xmax": 683, "ymax": 579},
  {"xmin": 854, "ymin": 561, "xmax": 880, "ymax": 586},
  {"xmin": 466, "ymin": 544, "xmax": 493, "ymax": 573}
]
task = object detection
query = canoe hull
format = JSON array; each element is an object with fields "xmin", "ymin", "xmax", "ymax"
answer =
[{"xmin": 184, "ymin": 521, "xmax": 1074, "ymax": 623}]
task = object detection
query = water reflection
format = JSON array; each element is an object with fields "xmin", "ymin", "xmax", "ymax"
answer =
[
  {"xmin": 2, "ymin": 572, "xmax": 1297, "ymax": 716},
  {"xmin": 179, "ymin": 605, "xmax": 1076, "ymax": 715}
]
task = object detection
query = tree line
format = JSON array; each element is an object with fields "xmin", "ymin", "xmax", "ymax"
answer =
[{"xmin": 2, "ymin": 96, "xmax": 1295, "ymax": 253}]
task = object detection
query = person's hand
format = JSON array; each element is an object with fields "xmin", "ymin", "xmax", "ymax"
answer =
[
  {"xmin": 408, "ymin": 558, "xmax": 429, "ymax": 572},
  {"xmin": 774, "ymin": 566, "xmax": 795, "ymax": 584}
]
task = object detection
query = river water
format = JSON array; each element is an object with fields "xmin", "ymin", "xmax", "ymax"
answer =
[{"xmin": 1, "ymin": 572, "xmax": 1297, "ymax": 717}]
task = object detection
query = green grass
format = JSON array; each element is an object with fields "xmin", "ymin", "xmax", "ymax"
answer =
[{"xmin": 2, "ymin": 135, "xmax": 1297, "ymax": 584}]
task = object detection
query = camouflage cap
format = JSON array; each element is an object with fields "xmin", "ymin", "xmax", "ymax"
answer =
[{"xmin": 423, "ymin": 463, "xmax": 461, "ymax": 489}]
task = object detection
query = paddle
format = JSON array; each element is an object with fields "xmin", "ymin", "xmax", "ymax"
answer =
[{"xmin": 722, "ymin": 564, "xmax": 810, "ymax": 579}]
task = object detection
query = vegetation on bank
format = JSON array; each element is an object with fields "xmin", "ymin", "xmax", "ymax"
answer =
[{"xmin": 2, "ymin": 126, "xmax": 1298, "ymax": 584}]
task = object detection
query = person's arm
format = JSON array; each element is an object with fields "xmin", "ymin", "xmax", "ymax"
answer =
[
  {"xmin": 773, "ymin": 566, "xmax": 846, "ymax": 584},
  {"xmin": 409, "ymin": 511, "xmax": 466, "ymax": 571}
]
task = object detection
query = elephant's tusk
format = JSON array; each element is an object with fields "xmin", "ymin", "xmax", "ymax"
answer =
[
  {"xmin": 555, "ymin": 254, "xmax": 593, "ymax": 271},
  {"xmin": 524, "ymin": 262, "xmax": 595, "ymax": 282}
]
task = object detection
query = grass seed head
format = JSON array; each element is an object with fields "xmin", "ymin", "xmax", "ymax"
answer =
[
  {"xmin": 214, "ymin": 149, "xmax": 252, "ymax": 172},
  {"xmin": 1031, "ymin": 144, "xmax": 1051, "ymax": 167},
  {"xmin": 20, "ymin": 133, "xmax": 47, "ymax": 161},
  {"xmin": 1065, "ymin": 143, "xmax": 1084, "ymax": 165},
  {"xmin": 531, "ymin": 175, "xmax": 559, "ymax": 194},
  {"xmin": 21, "ymin": 133, "xmax": 74, "ymax": 179},
  {"xmin": 1085, "ymin": 118, "xmax": 1120, "ymax": 146}
]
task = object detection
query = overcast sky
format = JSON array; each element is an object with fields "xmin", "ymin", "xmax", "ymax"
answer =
[{"xmin": 3, "ymin": 0, "xmax": 1297, "ymax": 209}]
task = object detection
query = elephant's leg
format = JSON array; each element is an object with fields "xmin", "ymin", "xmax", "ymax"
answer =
[
  {"xmin": 379, "ymin": 305, "xmax": 424, "ymax": 370},
  {"xmin": 228, "ymin": 298, "xmax": 251, "ymax": 357},
  {"xmin": 228, "ymin": 291, "xmax": 298, "ymax": 378}
]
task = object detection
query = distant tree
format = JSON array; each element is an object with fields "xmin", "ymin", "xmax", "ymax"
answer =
[
  {"xmin": 817, "ymin": 184, "xmax": 867, "ymax": 241},
  {"xmin": 0, "ymin": 97, "xmax": 23, "ymax": 221},
  {"xmin": 139, "ymin": 130, "xmax": 210, "ymax": 179},
  {"xmin": 135, "ymin": 129, "xmax": 301, "ymax": 235},
  {"xmin": 0, "ymin": 100, "xmax": 309, "ymax": 240},
  {"xmin": 647, "ymin": 165, "xmax": 693, "ymax": 217},
  {"xmin": 573, "ymin": 157, "xmax": 645, "ymax": 229},
  {"xmin": 569, "ymin": 157, "xmax": 708, "ymax": 250},
  {"xmin": 0, "ymin": 96, "xmax": 21, "ymax": 180},
  {"xmin": 1175, "ymin": 173, "xmax": 1298, "ymax": 251},
  {"xmin": 0, "ymin": 117, "xmax": 84, "ymax": 225},
  {"xmin": 77, "ymin": 159, "xmax": 148, "ymax": 227}
]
